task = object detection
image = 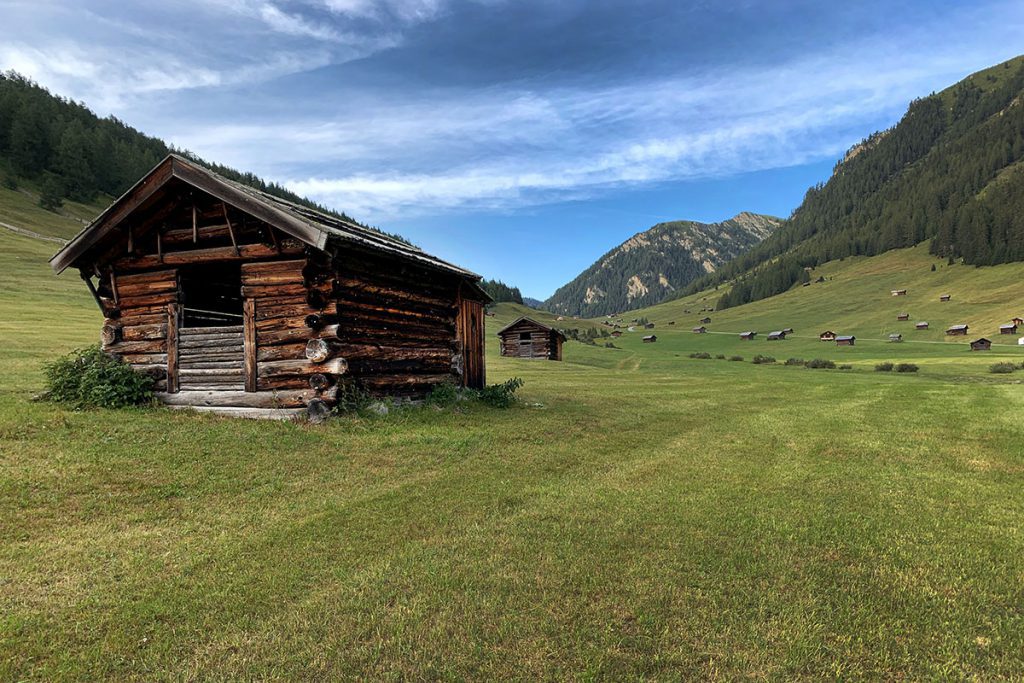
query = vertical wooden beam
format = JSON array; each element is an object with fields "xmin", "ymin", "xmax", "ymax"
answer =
[
  {"xmin": 157, "ymin": 229, "xmax": 163, "ymax": 263},
  {"xmin": 166, "ymin": 303, "xmax": 179, "ymax": 393},
  {"xmin": 268, "ymin": 225, "xmax": 281, "ymax": 254},
  {"xmin": 109, "ymin": 271, "xmax": 119, "ymax": 305},
  {"xmin": 79, "ymin": 269, "xmax": 105, "ymax": 314},
  {"xmin": 222, "ymin": 202, "xmax": 240, "ymax": 256},
  {"xmin": 243, "ymin": 298, "xmax": 257, "ymax": 392},
  {"xmin": 127, "ymin": 226, "xmax": 134, "ymax": 254},
  {"xmin": 192, "ymin": 202, "xmax": 198, "ymax": 243}
]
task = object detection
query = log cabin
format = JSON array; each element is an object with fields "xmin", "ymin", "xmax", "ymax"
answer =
[
  {"xmin": 740, "ymin": 331, "xmax": 757, "ymax": 340},
  {"xmin": 889, "ymin": 333, "xmax": 903, "ymax": 342},
  {"xmin": 897, "ymin": 313, "xmax": 910, "ymax": 321},
  {"xmin": 692, "ymin": 326, "xmax": 707, "ymax": 334},
  {"xmin": 836, "ymin": 335, "xmax": 856, "ymax": 346},
  {"xmin": 642, "ymin": 335, "xmax": 657, "ymax": 343},
  {"xmin": 1012, "ymin": 317, "xmax": 1024, "ymax": 327},
  {"xmin": 891, "ymin": 289, "xmax": 907, "ymax": 296},
  {"xmin": 819, "ymin": 331, "xmax": 836, "ymax": 341},
  {"xmin": 999, "ymin": 323, "xmax": 1018, "ymax": 335},
  {"xmin": 940, "ymin": 294, "xmax": 951, "ymax": 302},
  {"xmin": 496, "ymin": 317, "xmax": 565, "ymax": 360},
  {"xmin": 970, "ymin": 338, "xmax": 992, "ymax": 351},
  {"xmin": 700, "ymin": 317, "xmax": 712, "ymax": 324},
  {"xmin": 49, "ymin": 154, "xmax": 490, "ymax": 419},
  {"xmin": 767, "ymin": 330, "xmax": 786, "ymax": 340},
  {"xmin": 946, "ymin": 324, "xmax": 969, "ymax": 335},
  {"xmin": 916, "ymin": 322, "xmax": 929, "ymax": 330}
]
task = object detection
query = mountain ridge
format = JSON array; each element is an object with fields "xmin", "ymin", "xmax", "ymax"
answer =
[{"xmin": 544, "ymin": 211, "xmax": 780, "ymax": 317}]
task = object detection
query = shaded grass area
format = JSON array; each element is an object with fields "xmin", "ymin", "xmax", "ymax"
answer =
[{"xmin": 3, "ymin": 232, "xmax": 1024, "ymax": 678}]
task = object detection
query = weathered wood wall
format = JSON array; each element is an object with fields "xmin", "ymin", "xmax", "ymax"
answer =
[{"xmin": 498, "ymin": 320, "xmax": 560, "ymax": 360}]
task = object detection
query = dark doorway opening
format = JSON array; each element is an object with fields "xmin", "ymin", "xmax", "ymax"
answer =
[{"xmin": 179, "ymin": 263, "xmax": 243, "ymax": 328}]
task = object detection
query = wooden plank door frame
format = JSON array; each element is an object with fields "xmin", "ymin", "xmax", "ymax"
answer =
[{"xmin": 243, "ymin": 298, "xmax": 257, "ymax": 392}]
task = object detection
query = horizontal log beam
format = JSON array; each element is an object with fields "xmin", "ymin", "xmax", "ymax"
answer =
[
  {"xmin": 157, "ymin": 386, "xmax": 337, "ymax": 409},
  {"xmin": 114, "ymin": 243, "xmax": 302, "ymax": 271},
  {"xmin": 257, "ymin": 357, "xmax": 348, "ymax": 379}
]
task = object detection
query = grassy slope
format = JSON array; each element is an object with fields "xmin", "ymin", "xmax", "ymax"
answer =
[{"xmin": 2, "ymin": 227, "xmax": 1024, "ymax": 678}]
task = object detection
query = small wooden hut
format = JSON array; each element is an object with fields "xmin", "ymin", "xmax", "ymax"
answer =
[
  {"xmin": 891, "ymin": 289, "xmax": 907, "ymax": 296},
  {"xmin": 1012, "ymin": 317, "xmax": 1023, "ymax": 327},
  {"xmin": 782, "ymin": 327, "xmax": 794, "ymax": 334},
  {"xmin": 740, "ymin": 331, "xmax": 757, "ymax": 340},
  {"xmin": 692, "ymin": 326, "xmax": 707, "ymax": 334},
  {"xmin": 700, "ymin": 317, "xmax": 712, "ymax": 324},
  {"xmin": 642, "ymin": 335, "xmax": 657, "ymax": 343},
  {"xmin": 897, "ymin": 313, "xmax": 910, "ymax": 321},
  {"xmin": 610, "ymin": 330, "xmax": 622, "ymax": 338},
  {"xmin": 970, "ymin": 338, "xmax": 992, "ymax": 351},
  {"xmin": 496, "ymin": 317, "xmax": 565, "ymax": 360},
  {"xmin": 767, "ymin": 330, "xmax": 786, "ymax": 341},
  {"xmin": 836, "ymin": 335, "xmax": 856, "ymax": 346},
  {"xmin": 644, "ymin": 322, "xmax": 655, "ymax": 329},
  {"xmin": 940, "ymin": 294, "xmax": 951, "ymax": 302},
  {"xmin": 946, "ymin": 324, "xmax": 969, "ymax": 336},
  {"xmin": 819, "ymin": 331, "xmax": 836, "ymax": 342},
  {"xmin": 888, "ymin": 333, "xmax": 903, "ymax": 342},
  {"xmin": 999, "ymin": 323, "xmax": 1018, "ymax": 335},
  {"xmin": 49, "ymin": 155, "xmax": 489, "ymax": 418},
  {"xmin": 915, "ymin": 322, "xmax": 929, "ymax": 330}
]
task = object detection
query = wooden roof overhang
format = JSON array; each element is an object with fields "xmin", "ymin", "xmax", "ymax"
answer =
[{"xmin": 50, "ymin": 155, "xmax": 487, "ymax": 292}]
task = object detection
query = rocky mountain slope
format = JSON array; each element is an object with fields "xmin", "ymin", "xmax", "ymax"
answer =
[{"xmin": 544, "ymin": 212, "xmax": 780, "ymax": 317}]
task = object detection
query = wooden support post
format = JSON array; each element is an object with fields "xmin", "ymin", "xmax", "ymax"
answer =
[
  {"xmin": 222, "ymin": 202, "xmax": 240, "ymax": 256},
  {"xmin": 157, "ymin": 229, "xmax": 163, "ymax": 263},
  {"xmin": 243, "ymin": 298, "xmax": 257, "ymax": 393},
  {"xmin": 110, "ymin": 271, "xmax": 119, "ymax": 305},
  {"xmin": 268, "ymin": 226, "xmax": 281, "ymax": 254},
  {"xmin": 192, "ymin": 202, "xmax": 198, "ymax": 243},
  {"xmin": 79, "ymin": 269, "xmax": 105, "ymax": 314},
  {"xmin": 167, "ymin": 303, "xmax": 179, "ymax": 393}
]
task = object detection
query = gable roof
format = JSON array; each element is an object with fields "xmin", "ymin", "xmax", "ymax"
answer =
[
  {"xmin": 50, "ymin": 154, "xmax": 481, "ymax": 281},
  {"xmin": 495, "ymin": 316, "xmax": 567, "ymax": 340}
]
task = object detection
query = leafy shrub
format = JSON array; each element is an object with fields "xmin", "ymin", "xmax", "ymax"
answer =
[
  {"xmin": 478, "ymin": 377, "xmax": 524, "ymax": 408},
  {"xmin": 426, "ymin": 380, "xmax": 460, "ymax": 407},
  {"xmin": 895, "ymin": 363, "xmax": 919, "ymax": 373},
  {"xmin": 838, "ymin": 364, "xmax": 853, "ymax": 370},
  {"xmin": 989, "ymin": 362, "xmax": 1017, "ymax": 374},
  {"xmin": 752, "ymin": 354, "xmax": 776, "ymax": 364},
  {"xmin": 688, "ymin": 352, "xmax": 712, "ymax": 359},
  {"xmin": 43, "ymin": 345, "xmax": 153, "ymax": 409},
  {"xmin": 728, "ymin": 355, "xmax": 744, "ymax": 361},
  {"xmin": 715, "ymin": 354, "xmax": 726, "ymax": 360},
  {"xmin": 805, "ymin": 358, "xmax": 836, "ymax": 369},
  {"xmin": 2, "ymin": 175, "xmax": 16, "ymax": 190},
  {"xmin": 875, "ymin": 362, "xmax": 894, "ymax": 372},
  {"xmin": 334, "ymin": 379, "xmax": 372, "ymax": 412},
  {"xmin": 784, "ymin": 358, "xmax": 806, "ymax": 366}
]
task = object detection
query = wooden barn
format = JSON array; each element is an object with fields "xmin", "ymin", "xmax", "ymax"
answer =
[
  {"xmin": 700, "ymin": 317, "xmax": 712, "ymax": 324},
  {"xmin": 740, "ymin": 331, "xmax": 757, "ymax": 340},
  {"xmin": 692, "ymin": 326, "xmax": 707, "ymax": 334},
  {"xmin": 644, "ymin": 322, "xmax": 655, "ymax": 329},
  {"xmin": 610, "ymin": 330, "xmax": 622, "ymax": 338},
  {"xmin": 970, "ymin": 338, "xmax": 992, "ymax": 351},
  {"xmin": 782, "ymin": 327, "xmax": 794, "ymax": 334},
  {"xmin": 1012, "ymin": 317, "xmax": 1024, "ymax": 327},
  {"xmin": 889, "ymin": 333, "xmax": 903, "ymax": 342},
  {"xmin": 496, "ymin": 317, "xmax": 565, "ymax": 360},
  {"xmin": 916, "ymin": 322, "xmax": 929, "ymax": 330},
  {"xmin": 891, "ymin": 289, "xmax": 907, "ymax": 296},
  {"xmin": 836, "ymin": 335, "xmax": 856, "ymax": 346},
  {"xmin": 999, "ymin": 323, "xmax": 1018, "ymax": 335},
  {"xmin": 49, "ymin": 155, "xmax": 490, "ymax": 418},
  {"xmin": 819, "ymin": 330, "xmax": 836, "ymax": 341},
  {"xmin": 946, "ymin": 324, "xmax": 969, "ymax": 336},
  {"xmin": 897, "ymin": 313, "xmax": 910, "ymax": 321},
  {"xmin": 767, "ymin": 330, "xmax": 786, "ymax": 341},
  {"xmin": 642, "ymin": 335, "xmax": 657, "ymax": 343},
  {"xmin": 940, "ymin": 294, "xmax": 951, "ymax": 302}
]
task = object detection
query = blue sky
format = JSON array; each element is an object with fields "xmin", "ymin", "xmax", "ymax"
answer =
[{"xmin": 2, "ymin": 1, "xmax": 1023, "ymax": 299}]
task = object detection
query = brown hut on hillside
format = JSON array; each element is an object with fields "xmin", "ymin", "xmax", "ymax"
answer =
[
  {"xmin": 49, "ymin": 155, "xmax": 489, "ymax": 419},
  {"xmin": 940, "ymin": 294, "xmax": 951, "ymax": 302},
  {"xmin": 916, "ymin": 322, "xmax": 929, "ymax": 330},
  {"xmin": 497, "ymin": 317, "xmax": 565, "ymax": 360},
  {"xmin": 836, "ymin": 335, "xmax": 856, "ymax": 346},
  {"xmin": 740, "ymin": 331, "xmax": 757, "ymax": 340},
  {"xmin": 642, "ymin": 335, "xmax": 657, "ymax": 343},
  {"xmin": 699, "ymin": 317, "xmax": 712, "ymax": 324},
  {"xmin": 946, "ymin": 324, "xmax": 969, "ymax": 336},
  {"xmin": 819, "ymin": 330, "xmax": 836, "ymax": 341},
  {"xmin": 1012, "ymin": 317, "xmax": 1024, "ymax": 327},
  {"xmin": 1000, "ymin": 323, "xmax": 1018, "ymax": 335},
  {"xmin": 970, "ymin": 338, "xmax": 992, "ymax": 351},
  {"xmin": 897, "ymin": 313, "xmax": 910, "ymax": 321},
  {"xmin": 891, "ymin": 289, "xmax": 907, "ymax": 296},
  {"xmin": 767, "ymin": 330, "xmax": 786, "ymax": 341},
  {"xmin": 610, "ymin": 330, "xmax": 623, "ymax": 338},
  {"xmin": 692, "ymin": 326, "xmax": 707, "ymax": 334}
]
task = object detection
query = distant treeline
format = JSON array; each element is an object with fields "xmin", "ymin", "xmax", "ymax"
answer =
[
  {"xmin": 676, "ymin": 57, "xmax": 1024, "ymax": 311},
  {"xmin": 480, "ymin": 279, "xmax": 523, "ymax": 304},
  {"xmin": 0, "ymin": 71, "xmax": 410, "ymax": 244}
]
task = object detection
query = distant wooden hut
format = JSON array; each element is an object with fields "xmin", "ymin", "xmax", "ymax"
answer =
[
  {"xmin": 915, "ymin": 322, "xmax": 929, "ymax": 330},
  {"xmin": 946, "ymin": 324, "xmax": 969, "ymax": 336},
  {"xmin": 642, "ymin": 335, "xmax": 657, "ymax": 343},
  {"xmin": 888, "ymin": 333, "xmax": 903, "ymax": 342},
  {"xmin": 740, "ymin": 331, "xmax": 757, "ymax": 340},
  {"xmin": 891, "ymin": 289, "xmax": 907, "ymax": 296},
  {"xmin": 1012, "ymin": 317, "xmax": 1024, "ymax": 327},
  {"xmin": 700, "ymin": 317, "xmax": 712, "ymax": 324},
  {"xmin": 940, "ymin": 294, "xmax": 951, "ymax": 302},
  {"xmin": 668, "ymin": 321, "xmax": 676, "ymax": 325},
  {"xmin": 897, "ymin": 313, "xmax": 910, "ymax": 321},
  {"xmin": 497, "ymin": 317, "xmax": 566, "ymax": 360},
  {"xmin": 836, "ymin": 335, "xmax": 856, "ymax": 346},
  {"xmin": 610, "ymin": 330, "xmax": 622, "ymax": 338},
  {"xmin": 644, "ymin": 322, "xmax": 655, "ymax": 329},
  {"xmin": 692, "ymin": 326, "xmax": 707, "ymax": 334},
  {"xmin": 1000, "ymin": 323, "xmax": 1018, "ymax": 335},
  {"xmin": 782, "ymin": 327, "xmax": 794, "ymax": 334},
  {"xmin": 819, "ymin": 331, "xmax": 836, "ymax": 341},
  {"xmin": 970, "ymin": 338, "xmax": 992, "ymax": 351},
  {"xmin": 767, "ymin": 330, "xmax": 786, "ymax": 341}
]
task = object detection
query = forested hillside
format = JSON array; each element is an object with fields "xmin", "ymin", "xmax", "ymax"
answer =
[
  {"xmin": 0, "ymin": 71, "xmax": 409, "ymax": 241},
  {"xmin": 545, "ymin": 212, "xmax": 779, "ymax": 317},
  {"xmin": 479, "ymin": 278, "xmax": 524, "ymax": 304},
  {"xmin": 682, "ymin": 55, "xmax": 1024, "ymax": 310}
]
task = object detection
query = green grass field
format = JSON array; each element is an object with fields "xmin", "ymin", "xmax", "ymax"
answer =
[{"xmin": 3, "ymin": 207, "xmax": 1024, "ymax": 678}]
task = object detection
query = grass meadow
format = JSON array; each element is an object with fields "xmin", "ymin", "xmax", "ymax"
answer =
[{"xmin": 3, "ymin": 201, "xmax": 1024, "ymax": 678}]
